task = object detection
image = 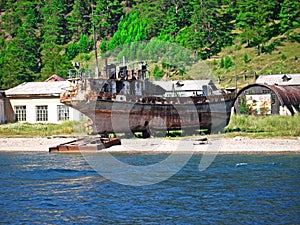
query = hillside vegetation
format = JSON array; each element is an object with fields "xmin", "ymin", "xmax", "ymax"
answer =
[{"xmin": 0, "ymin": 0, "xmax": 299, "ymax": 89}]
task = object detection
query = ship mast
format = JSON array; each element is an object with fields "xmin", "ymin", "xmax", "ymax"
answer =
[
  {"xmin": 84, "ymin": 5, "xmax": 101, "ymax": 78},
  {"xmin": 92, "ymin": 7, "xmax": 100, "ymax": 78}
]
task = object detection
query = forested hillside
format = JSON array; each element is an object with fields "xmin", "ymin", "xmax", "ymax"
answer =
[{"xmin": 0, "ymin": 0, "xmax": 299, "ymax": 89}]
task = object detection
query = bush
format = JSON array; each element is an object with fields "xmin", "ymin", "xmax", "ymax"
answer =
[
  {"xmin": 220, "ymin": 58, "xmax": 225, "ymax": 68},
  {"xmin": 243, "ymin": 53, "xmax": 250, "ymax": 63},
  {"xmin": 78, "ymin": 34, "xmax": 91, "ymax": 53},
  {"xmin": 281, "ymin": 54, "xmax": 287, "ymax": 61},
  {"xmin": 66, "ymin": 43, "xmax": 79, "ymax": 60},
  {"xmin": 153, "ymin": 65, "xmax": 164, "ymax": 80},
  {"xmin": 224, "ymin": 56, "xmax": 233, "ymax": 69}
]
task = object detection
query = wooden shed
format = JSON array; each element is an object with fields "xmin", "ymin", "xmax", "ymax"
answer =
[{"xmin": 234, "ymin": 84, "xmax": 300, "ymax": 116}]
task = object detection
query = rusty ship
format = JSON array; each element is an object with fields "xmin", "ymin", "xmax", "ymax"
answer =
[{"xmin": 61, "ymin": 61, "xmax": 235, "ymax": 137}]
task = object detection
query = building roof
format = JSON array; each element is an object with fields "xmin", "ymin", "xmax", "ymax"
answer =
[
  {"xmin": 256, "ymin": 74, "xmax": 300, "ymax": 85},
  {"xmin": 152, "ymin": 80, "xmax": 217, "ymax": 92},
  {"xmin": 44, "ymin": 74, "xmax": 66, "ymax": 82},
  {"xmin": 5, "ymin": 81, "xmax": 70, "ymax": 97}
]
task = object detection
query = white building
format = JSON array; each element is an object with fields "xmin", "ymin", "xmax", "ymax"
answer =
[
  {"xmin": 256, "ymin": 74, "xmax": 300, "ymax": 85},
  {"xmin": 5, "ymin": 81, "xmax": 84, "ymax": 123},
  {"xmin": 153, "ymin": 80, "xmax": 221, "ymax": 97}
]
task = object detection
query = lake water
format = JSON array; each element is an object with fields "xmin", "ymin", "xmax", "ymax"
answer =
[{"xmin": 0, "ymin": 152, "xmax": 299, "ymax": 224}]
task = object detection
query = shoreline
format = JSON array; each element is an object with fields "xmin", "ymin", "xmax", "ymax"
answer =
[{"xmin": 0, "ymin": 136, "xmax": 299, "ymax": 154}]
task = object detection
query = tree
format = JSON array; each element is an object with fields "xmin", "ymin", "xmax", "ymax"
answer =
[
  {"xmin": 40, "ymin": 0, "xmax": 72, "ymax": 78},
  {"xmin": 236, "ymin": 0, "xmax": 280, "ymax": 54},
  {"xmin": 280, "ymin": 0, "xmax": 300, "ymax": 39},
  {"xmin": 94, "ymin": 0, "xmax": 124, "ymax": 39},
  {"xmin": 157, "ymin": 0, "xmax": 192, "ymax": 42},
  {"xmin": 67, "ymin": 0, "xmax": 91, "ymax": 40},
  {"xmin": 0, "ymin": 42, "xmax": 26, "ymax": 89},
  {"xmin": 108, "ymin": 10, "xmax": 147, "ymax": 50},
  {"xmin": 0, "ymin": 1, "xmax": 42, "ymax": 89},
  {"xmin": 177, "ymin": 0, "xmax": 232, "ymax": 59}
]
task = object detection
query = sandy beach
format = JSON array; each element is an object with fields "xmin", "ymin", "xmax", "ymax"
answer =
[{"xmin": 0, "ymin": 136, "xmax": 299, "ymax": 153}]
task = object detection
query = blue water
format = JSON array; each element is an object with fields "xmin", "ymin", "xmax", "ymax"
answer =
[{"xmin": 0, "ymin": 153, "xmax": 299, "ymax": 224}]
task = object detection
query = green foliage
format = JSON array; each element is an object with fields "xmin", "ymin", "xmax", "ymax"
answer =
[
  {"xmin": 243, "ymin": 53, "xmax": 250, "ymax": 63},
  {"xmin": 41, "ymin": 46, "xmax": 72, "ymax": 80},
  {"xmin": 220, "ymin": 58, "xmax": 225, "ymax": 68},
  {"xmin": 225, "ymin": 114, "xmax": 300, "ymax": 138},
  {"xmin": 65, "ymin": 34, "xmax": 92, "ymax": 60},
  {"xmin": 108, "ymin": 10, "xmax": 147, "ymax": 50},
  {"xmin": 66, "ymin": 43, "xmax": 79, "ymax": 60},
  {"xmin": 153, "ymin": 65, "xmax": 164, "ymax": 80},
  {"xmin": 0, "ymin": 120, "xmax": 87, "ymax": 137},
  {"xmin": 94, "ymin": 0, "xmax": 124, "ymax": 38},
  {"xmin": 281, "ymin": 54, "xmax": 287, "ymax": 61},
  {"xmin": 100, "ymin": 38, "xmax": 107, "ymax": 53},
  {"xmin": 77, "ymin": 34, "xmax": 91, "ymax": 53},
  {"xmin": 0, "ymin": 0, "xmax": 299, "ymax": 89},
  {"xmin": 279, "ymin": 0, "xmax": 300, "ymax": 37},
  {"xmin": 224, "ymin": 56, "xmax": 233, "ymax": 69}
]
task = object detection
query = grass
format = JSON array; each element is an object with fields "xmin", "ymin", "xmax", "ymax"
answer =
[
  {"xmin": 211, "ymin": 35, "xmax": 300, "ymax": 89},
  {"xmin": 224, "ymin": 114, "xmax": 300, "ymax": 138},
  {"xmin": 0, "ymin": 120, "xmax": 86, "ymax": 138},
  {"xmin": 1, "ymin": 114, "xmax": 299, "ymax": 139},
  {"xmin": 0, "ymin": 113, "xmax": 300, "ymax": 138}
]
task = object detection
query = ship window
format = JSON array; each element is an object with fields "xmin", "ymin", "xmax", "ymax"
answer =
[
  {"xmin": 15, "ymin": 105, "xmax": 26, "ymax": 121},
  {"xmin": 36, "ymin": 105, "xmax": 48, "ymax": 122},
  {"xmin": 58, "ymin": 105, "xmax": 69, "ymax": 121}
]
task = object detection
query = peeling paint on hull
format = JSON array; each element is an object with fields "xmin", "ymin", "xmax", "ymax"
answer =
[{"xmin": 68, "ymin": 98, "xmax": 233, "ymax": 134}]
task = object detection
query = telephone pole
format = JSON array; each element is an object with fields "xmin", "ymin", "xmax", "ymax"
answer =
[{"xmin": 84, "ymin": 6, "xmax": 101, "ymax": 78}]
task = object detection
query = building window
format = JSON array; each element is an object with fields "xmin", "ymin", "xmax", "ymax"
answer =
[
  {"xmin": 15, "ymin": 106, "xmax": 26, "ymax": 121},
  {"xmin": 36, "ymin": 105, "xmax": 48, "ymax": 122},
  {"xmin": 58, "ymin": 105, "xmax": 69, "ymax": 121}
]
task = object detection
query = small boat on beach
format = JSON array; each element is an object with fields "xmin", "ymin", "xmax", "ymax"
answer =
[{"xmin": 49, "ymin": 137, "xmax": 121, "ymax": 153}]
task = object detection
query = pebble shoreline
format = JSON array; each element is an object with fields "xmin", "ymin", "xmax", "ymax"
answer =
[{"xmin": 0, "ymin": 137, "xmax": 299, "ymax": 153}]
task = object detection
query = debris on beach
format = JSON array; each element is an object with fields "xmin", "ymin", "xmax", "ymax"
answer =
[
  {"xmin": 233, "ymin": 136, "xmax": 243, "ymax": 141},
  {"xmin": 193, "ymin": 137, "xmax": 209, "ymax": 145},
  {"xmin": 49, "ymin": 137, "xmax": 121, "ymax": 153}
]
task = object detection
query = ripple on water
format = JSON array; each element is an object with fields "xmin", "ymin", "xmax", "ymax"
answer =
[{"xmin": 0, "ymin": 153, "xmax": 299, "ymax": 224}]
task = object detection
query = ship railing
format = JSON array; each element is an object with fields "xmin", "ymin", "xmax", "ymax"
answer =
[{"xmin": 68, "ymin": 69, "xmax": 93, "ymax": 79}]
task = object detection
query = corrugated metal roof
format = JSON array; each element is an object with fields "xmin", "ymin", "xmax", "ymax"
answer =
[
  {"xmin": 5, "ymin": 81, "xmax": 70, "ymax": 97},
  {"xmin": 236, "ymin": 83, "xmax": 300, "ymax": 107},
  {"xmin": 256, "ymin": 74, "xmax": 300, "ymax": 85},
  {"xmin": 268, "ymin": 84, "xmax": 300, "ymax": 106}
]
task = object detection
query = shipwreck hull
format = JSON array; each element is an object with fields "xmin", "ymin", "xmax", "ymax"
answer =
[{"xmin": 69, "ymin": 98, "xmax": 232, "ymax": 135}]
